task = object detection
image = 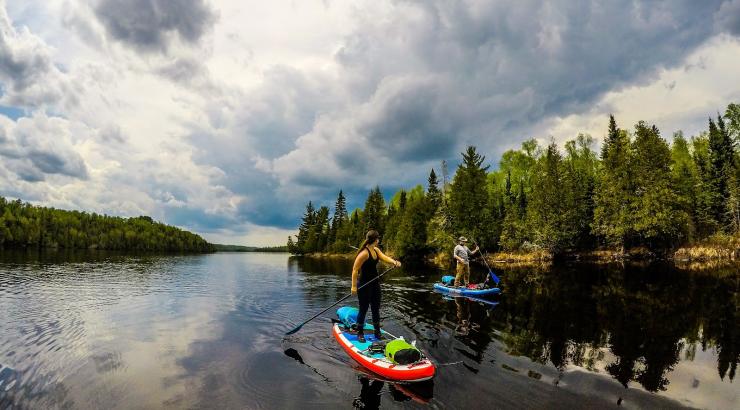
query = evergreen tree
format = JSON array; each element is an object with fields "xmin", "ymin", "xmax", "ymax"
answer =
[
  {"xmin": 708, "ymin": 116, "xmax": 735, "ymax": 228},
  {"xmin": 399, "ymin": 190, "xmax": 407, "ymax": 211},
  {"xmin": 670, "ymin": 132, "xmax": 700, "ymax": 240},
  {"xmin": 287, "ymin": 236, "xmax": 297, "ymax": 253},
  {"xmin": 427, "ymin": 169, "xmax": 441, "ymax": 209},
  {"xmin": 449, "ymin": 146, "xmax": 490, "ymax": 246},
  {"xmin": 692, "ymin": 135, "xmax": 719, "ymax": 237},
  {"xmin": 725, "ymin": 103, "xmax": 740, "ymax": 143},
  {"xmin": 295, "ymin": 201, "xmax": 315, "ymax": 253},
  {"xmin": 395, "ymin": 195, "xmax": 433, "ymax": 260},
  {"xmin": 630, "ymin": 122, "xmax": 687, "ymax": 248},
  {"xmin": 517, "ymin": 180, "xmax": 527, "ymax": 216},
  {"xmin": 725, "ymin": 103, "xmax": 740, "ymax": 233},
  {"xmin": 528, "ymin": 142, "xmax": 573, "ymax": 253},
  {"xmin": 563, "ymin": 134, "xmax": 598, "ymax": 249},
  {"xmin": 593, "ymin": 115, "xmax": 633, "ymax": 250},
  {"xmin": 329, "ymin": 190, "xmax": 348, "ymax": 247},
  {"xmin": 363, "ymin": 187, "xmax": 386, "ymax": 235},
  {"xmin": 313, "ymin": 206, "xmax": 330, "ymax": 252}
]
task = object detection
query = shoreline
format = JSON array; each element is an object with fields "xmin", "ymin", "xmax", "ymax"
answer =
[{"xmin": 298, "ymin": 243, "xmax": 740, "ymax": 268}]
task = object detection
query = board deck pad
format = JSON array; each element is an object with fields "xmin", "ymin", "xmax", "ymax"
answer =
[
  {"xmin": 333, "ymin": 307, "xmax": 435, "ymax": 382},
  {"xmin": 340, "ymin": 324, "xmax": 388, "ymax": 359}
]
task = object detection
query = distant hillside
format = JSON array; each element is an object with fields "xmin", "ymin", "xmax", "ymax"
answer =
[
  {"xmin": 0, "ymin": 196, "xmax": 214, "ymax": 252},
  {"xmin": 213, "ymin": 244, "xmax": 288, "ymax": 252}
]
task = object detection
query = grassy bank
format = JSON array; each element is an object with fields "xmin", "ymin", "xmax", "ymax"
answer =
[
  {"xmin": 298, "ymin": 238, "xmax": 740, "ymax": 270},
  {"xmin": 292, "ymin": 237, "xmax": 740, "ymax": 273}
]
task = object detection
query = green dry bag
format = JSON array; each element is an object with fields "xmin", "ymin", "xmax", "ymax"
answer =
[{"xmin": 385, "ymin": 338, "xmax": 421, "ymax": 365}]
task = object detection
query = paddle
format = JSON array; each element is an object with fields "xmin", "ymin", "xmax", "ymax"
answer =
[
  {"xmin": 284, "ymin": 265, "xmax": 397, "ymax": 336},
  {"xmin": 471, "ymin": 238, "xmax": 500, "ymax": 286}
]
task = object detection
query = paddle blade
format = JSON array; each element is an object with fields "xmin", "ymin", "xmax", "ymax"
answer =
[
  {"xmin": 489, "ymin": 271, "xmax": 501, "ymax": 285},
  {"xmin": 284, "ymin": 324, "xmax": 303, "ymax": 336}
]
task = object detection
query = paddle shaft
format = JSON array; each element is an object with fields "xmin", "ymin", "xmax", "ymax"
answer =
[
  {"xmin": 285, "ymin": 265, "xmax": 396, "ymax": 335},
  {"xmin": 471, "ymin": 238, "xmax": 500, "ymax": 285}
]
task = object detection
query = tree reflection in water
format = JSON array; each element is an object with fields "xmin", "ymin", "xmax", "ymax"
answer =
[{"xmin": 290, "ymin": 256, "xmax": 738, "ymax": 394}]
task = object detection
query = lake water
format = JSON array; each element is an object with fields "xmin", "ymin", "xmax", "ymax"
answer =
[{"xmin": 0, "ymin": 251, "xmax": 737, "ymax": 409}]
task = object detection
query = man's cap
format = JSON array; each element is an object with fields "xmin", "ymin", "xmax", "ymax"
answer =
[{"xmin": 458, "ymin": 236, "xmax": 468, "ymax": 242}]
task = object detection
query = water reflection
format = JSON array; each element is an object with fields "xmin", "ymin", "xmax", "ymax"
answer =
[
  {"xmin": 0, "ymin": 251, "xmax": 736, "ymax": 409},
  {"xmin": 351, "ymin": 374, "xmax": 434, "ymax": 409},
  {"xmin": 291, "ymin": 255, "xmax": 738, "ymax": 408}
]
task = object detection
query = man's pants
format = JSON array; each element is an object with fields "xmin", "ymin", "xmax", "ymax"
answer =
[{"xmin": 454, "ymin": 263, "xmax": 470, "ymax": 287}]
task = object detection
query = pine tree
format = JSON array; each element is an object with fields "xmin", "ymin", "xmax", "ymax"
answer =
[
  {"xmin": 449, "ymin": 146, "xmax": 490, "ymax": 245},
  {"xmin": 329, "ymin": 190, "xmax": 348, "ymax": 247},
  {"xmin": 601, "ymin": 115, "xmax": 619, "ymax": 159},
  {"xmin": 399, "ymin": 190, "xmax": 407, "ymax": 211},
  {"xmin": 296, "ymin": 201, "xmax": 315, "ymax": 253},
  {"xmin": 528, "ymin": 142, "xmax": 572, "ymax": 253},
  {"xmin": 313, "ymin": 206, "xmax": 330, "ymax": 252},
  {"xmin": 395, "ymin": 195, "xmax": 433, "ymax": 259},
  {"xmin": 593, "ymin": 115, "xmax": 633, "ymax": 250},
  {"xmin": 287, "ymin": 236, "xmax": 297, "ymax": 253},
  {"xmin": 725, "ymin": 103, "xmax": 740, "ymax": 143},
  {"xmin": 707, "ymin": 116, "xmax": 736, "ymax": 228},
  {"xmin": 427, "ymin": 169, "xmax": 441, "ymax": 209},
  {"xmin": 563, "ymin": 134, "xmax": 598, "ymax": 249},
  {"xmin": 692, "ymin": 135, "xmax": 718, "ymax": 237},
  {"xmin": 630, "ymin": 122, "xmax": 687, "ymax": 248},
  {"xmin": 670, "ymin": 132, "xmax": 699, "ymax": 240},
  {"xmin": 363, "ymin": 187, "xmax": 386, "ymax": 235},
  {"xmin": 724, "ymin": 103, "xmax": 740, "ymax": 234}
]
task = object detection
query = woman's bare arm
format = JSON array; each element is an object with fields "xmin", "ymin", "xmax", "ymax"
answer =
[
  {"xmin": 375, "ymin": 248, "xmax": 401, "ymax": 267},
  {"xmin": 351, "ymin": 250, "xmax": 368, "ymax": 294}
]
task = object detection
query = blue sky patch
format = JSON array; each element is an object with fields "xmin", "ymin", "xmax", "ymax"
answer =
[{"xmin": 0, "ymin": 105, "xmax": 25, "ymax": 121}]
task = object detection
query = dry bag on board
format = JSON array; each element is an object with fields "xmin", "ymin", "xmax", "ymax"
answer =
[{"xmin": 385, "ymin": 338, "xmax": 421, "ymax": 365}]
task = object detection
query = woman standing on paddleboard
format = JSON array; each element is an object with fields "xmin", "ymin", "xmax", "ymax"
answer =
[{"xmin": 351, "ymin": 230, "xmax": 401, "ymax": 342}]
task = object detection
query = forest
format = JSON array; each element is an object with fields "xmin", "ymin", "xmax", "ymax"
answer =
[
  {"xmin": 289, "ymin": 103, "xmax": 740, "ymax": 260},
  {"xmin": 0, "ymin": 197, "xmax": 214, "ymax": 252}
]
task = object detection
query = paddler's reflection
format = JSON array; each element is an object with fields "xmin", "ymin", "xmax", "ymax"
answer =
[
  {"xmin": 352, "ymin": 374, "xmax": 434, "ymax": 408},
  {"xmin": 455, "ymin": 297, "xmax": 471, "ymax": 335},
  {"xmin": 353, "ymin": 377, "xmax": 384, "ymax": 409}
]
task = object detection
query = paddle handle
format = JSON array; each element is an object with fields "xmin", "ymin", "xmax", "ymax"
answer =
[{"xmin": 285, "ymin": 265, "xmax": 396, "ymax": 335}]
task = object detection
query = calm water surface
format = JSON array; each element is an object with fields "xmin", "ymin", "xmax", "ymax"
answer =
[{"xmin": 0, "ymin": 251, "xmax": 737, "ymax": 409}]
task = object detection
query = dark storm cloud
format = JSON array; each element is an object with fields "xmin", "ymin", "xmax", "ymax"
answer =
[
  {"xmin": 359, "ymin": 76, "xmax": 463, "ymax": 162},
  {"xmin": 225, "ymin": 0, "xmax": 740, "ymax": 233},
  {"xmin": 26, "ymin": 149, "xmax": 88, "ymax": 179},
  {"xmin": 93, "ymin": 0, "xmax": 217, "ymax": 52},
  {"xmin": 271, "ymin": 0, "xmax": 735, "ymax": 192},
  {"xmin": 163, "ymin": 205, "xmax": 234, "ymax": 232},
  {"xmin": 717, "ymin": 0, "xmax": 740, "ymax": 36},
  {"xmin": 0, "ymin": 35, "xmax": 49, "ymax": 94}
]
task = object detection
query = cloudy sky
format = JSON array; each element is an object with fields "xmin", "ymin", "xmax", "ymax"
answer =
[{"xmin": 1, "ymin": 0, "xmax": 739, "ymax": 245}]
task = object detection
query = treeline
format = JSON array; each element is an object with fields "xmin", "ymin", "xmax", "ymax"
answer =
[
  {"xmin": 213, "ymin": 244, "xmax": 289, "ymax": 252},
  {"xmin": 289, "ymin": 103, "xmax": 740, "ymax": 259},
  {"xmin": 0, "ymin": 197, "xmax": 214, "ymax": 252}
]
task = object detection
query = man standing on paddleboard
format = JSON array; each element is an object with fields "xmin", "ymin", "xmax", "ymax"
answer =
[
  {"xmin": 453, "ymin": 236, "xmax": 479, "ymax": 287},
  {"xmin": 351, "ymin": 230, "xmax": 401, "ymax": 343}
]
